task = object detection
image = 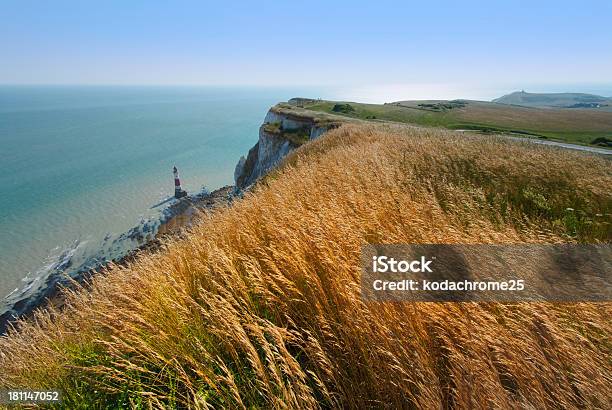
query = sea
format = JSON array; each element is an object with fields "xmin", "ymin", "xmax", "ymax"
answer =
[{"xmin": 0, "ymin": 86, "xmax": 315, "ymax": 315}]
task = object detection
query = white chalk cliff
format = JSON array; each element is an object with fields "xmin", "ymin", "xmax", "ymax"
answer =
[{"xmin": 234, "ymin": 99, "xmax": 337, "ymax": 189}]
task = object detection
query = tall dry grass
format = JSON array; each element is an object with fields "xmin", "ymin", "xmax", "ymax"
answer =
[{"xmin": 1, "ymin": 125, "xmax": 611, "ymax": 409}]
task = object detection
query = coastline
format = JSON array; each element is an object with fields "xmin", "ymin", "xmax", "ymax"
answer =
[{"xmin": 0, "ymin": 185, "xmax": 235, "ymax": 334}]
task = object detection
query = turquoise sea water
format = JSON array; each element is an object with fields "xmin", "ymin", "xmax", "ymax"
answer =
[{"xmin": 0, "ymin": 86, "xmax": 306, "ymax": 308}]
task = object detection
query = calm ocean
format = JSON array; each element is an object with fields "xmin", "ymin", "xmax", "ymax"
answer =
[{"xmin": 0, "ymin": 86, "xmax": 309, "ymax": 309}]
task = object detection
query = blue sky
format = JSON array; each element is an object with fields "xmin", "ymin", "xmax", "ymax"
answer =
[{"xmin": 1, "ymin": 0, "xmax": 611, "ymax": 99}]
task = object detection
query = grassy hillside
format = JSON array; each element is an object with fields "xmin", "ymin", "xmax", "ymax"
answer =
[
  {"xmin": 1, "ymin": 125, "xmax": 611, "ymax": 408},
  {"xmin": 493, "ymin": 90, "xmax": 612, "ymax": 108},
  {"xmin": 302, "ymin": 99, "xmax": 612, "ymax": 146}
]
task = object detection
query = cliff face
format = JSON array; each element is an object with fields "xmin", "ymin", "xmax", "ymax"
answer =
[{"xmin": 234, "ymin": 101, "xmax": 337, "ymax": 189}]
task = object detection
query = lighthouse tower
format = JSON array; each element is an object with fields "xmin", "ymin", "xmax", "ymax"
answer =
[{"xmin": 173, "ymin": 166, "xmax": 187, "ymax": 199}]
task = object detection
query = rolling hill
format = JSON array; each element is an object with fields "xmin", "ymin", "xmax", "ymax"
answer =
[{"xmin": 493, "ymin": 90, "xmax": 612, "ymax": 109}]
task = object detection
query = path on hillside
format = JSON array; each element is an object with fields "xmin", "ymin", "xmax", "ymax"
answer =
[
  {"xmin": 452, "ymin": 128, "xmax": 611, "ymax": 155},
  {"xmin": 504, "ymin": 136, "xmax": 611, "ymax": 155}
]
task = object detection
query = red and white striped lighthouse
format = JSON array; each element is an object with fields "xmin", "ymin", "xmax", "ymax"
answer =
[{"xmin": 173, "ymin": 166, "xmax": 187, "ymax": 198}]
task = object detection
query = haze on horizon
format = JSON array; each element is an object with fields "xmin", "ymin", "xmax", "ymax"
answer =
[{"xmin": 1, "ymin": 0, "xmax": 611, "ymax": 101}]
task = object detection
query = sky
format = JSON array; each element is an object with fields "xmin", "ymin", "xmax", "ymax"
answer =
[{"xmin": 1, "ymin": 0, "xmax": 611, "ymax": 100}]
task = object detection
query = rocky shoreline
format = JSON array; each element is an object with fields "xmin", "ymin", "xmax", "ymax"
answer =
[{"xmin": 0, "ymin": 185, "xmax": 234, "ymax": 334}]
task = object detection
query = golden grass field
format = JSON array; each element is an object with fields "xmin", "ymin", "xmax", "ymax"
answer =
[{"xmin": 1, "ymin": 125, "xmax": 611, "ymax": 409}]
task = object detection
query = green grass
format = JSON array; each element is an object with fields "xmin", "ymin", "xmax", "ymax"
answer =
[
  {"xmin": 304, "ymin": 100, "xmax": 612, "ymax": 146},
  {"xmin": 263, "ymin": 121, "xmax": 311, "ymax": 146}
]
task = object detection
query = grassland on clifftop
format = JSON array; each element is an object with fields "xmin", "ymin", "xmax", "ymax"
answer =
[
  {"xmin": 1, "ymin": 124, "xmax": 611, "ymax": 409},
  {"xmin": 304, "ymin": 99, "xmax": 612, "ymax": 146}
]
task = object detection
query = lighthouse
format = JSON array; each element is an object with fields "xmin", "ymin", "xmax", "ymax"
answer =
[{"xmin": 173, "ymin": 166, "xmax": 187, "ymax": 199}]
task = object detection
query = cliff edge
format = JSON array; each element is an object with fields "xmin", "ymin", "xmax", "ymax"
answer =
[{"xmin": 234, "ymin": 99, "xmax": 346, "ymax": 189}]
